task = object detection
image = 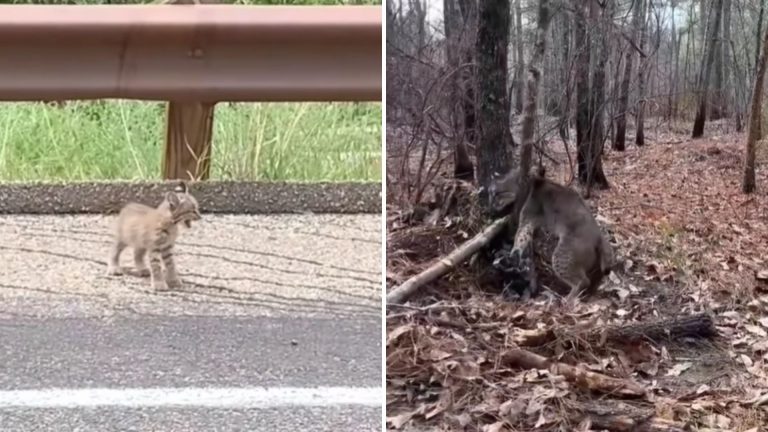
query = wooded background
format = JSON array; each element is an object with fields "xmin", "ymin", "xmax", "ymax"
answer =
[{"xmin": 386, "ymin": 0, "xmax": 768, "ymax": 203}]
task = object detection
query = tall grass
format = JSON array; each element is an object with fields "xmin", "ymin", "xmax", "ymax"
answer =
[
  {"xmin": 0, "ymin": 101, "xmax": 381, "ymax": 182},
  {"xmin": 0, "ymin": 0, "xmax": 382, "ymax": 182}
]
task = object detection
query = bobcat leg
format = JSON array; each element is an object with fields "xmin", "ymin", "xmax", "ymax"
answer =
[
  {"xmin": 499, "ymin": 221, "xmax": 536, "ymax": 299},
  {"xmin": 149, "ymin": 251, "xmax": 168, "ymax": 291},
  {"xmin": 552, "ymin": 239, "xmax": 590, "ymax": 304},
  {"xmin": 106, "ymin": 241, "xmax": 125, "ymax": 275},
  {"xmin": 159, "ymin": 245, "xmax": 183, "ymax": 290},
  {"xmin": 133, "ymin": 248, "xmax": 150, "ymax": 277}
]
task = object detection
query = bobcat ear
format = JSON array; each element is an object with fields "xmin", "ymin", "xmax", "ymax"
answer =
[
  {"xmin": 165, "ymin": 191, "xmax": 180, "ymax": 208},
  {"xmin": 174, "ymin": 181, "xmax": 188, "ymax": 194}
]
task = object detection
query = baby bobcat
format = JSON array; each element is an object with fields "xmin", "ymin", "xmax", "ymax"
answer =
[
  {"xmin": 106, "ymin": 181, "xmax": 201, "ymax": 291},
  {"xmin": 489, "ymin": 168, "xmax": 613, "ymax": 303}
]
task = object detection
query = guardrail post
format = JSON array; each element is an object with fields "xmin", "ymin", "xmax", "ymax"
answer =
[
  {"xmin": 162, "ymin": 101, "xmax": 215, "ymax": 180},
  {"xmin": 161, "ymin": 0, "xmax": 215, "ymax": 181}
]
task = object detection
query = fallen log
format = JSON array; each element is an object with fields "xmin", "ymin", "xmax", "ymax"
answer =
[
  {"xmin": 571, "ymin": 401, "xmax": 688, "ymax": 432},
  {"xmin": 514, "ymin": 313, "xmax": 716, "ymax": 347},
  {"xmin": 586, "ymin": 414, "xmax": 687, "ymax": 432},
  {"xmin": 501, "ymin": 348, "xmax": 647, "ymax": 398},
  {"xmin": 386, "ymin": 215, "xmax": 511, "ymax": 305}
]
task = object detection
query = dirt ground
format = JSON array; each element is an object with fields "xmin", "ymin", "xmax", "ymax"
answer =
[{"xmin": 385, "ymin": 120, "xmax": 768, "ymax": 431}]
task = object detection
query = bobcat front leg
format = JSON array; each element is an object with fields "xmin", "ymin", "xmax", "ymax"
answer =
[
  {"xmin": 158, "ymin": 245, "xmax": 183, "ymax": 290},
  {"xmin": 149, "ymin": 251, "xmax": 168, "ymax": 291},
  {"xmin": 502, "ymin": 218, "xmax": 537, "ymax": 299}
]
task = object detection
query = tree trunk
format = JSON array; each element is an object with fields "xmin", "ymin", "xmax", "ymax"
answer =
[
  {"xmin": 519, "ymin": 0, "xmax": 552, "ymax": 176},
  {"xmin": 635, "ymin": 0, "xmax": 649, "ymax": 146},
  {"xmin": 444, "ymin": 0, "xmax": 474, "ymax": 180},
  {"xmin": 559, "ymin": 12, "xmax": 571, "ymax": 141},
  {"xmin": 692, "ymin": 0, "xmax": 724, "ymax": 138},
  {"xmin": 476, "ymin": 0, "xmax": 512, "ymax": 207},
  {"xmin": 722, "ymin": 0, "xmax": 731, "ymax": 121},
  {"xmin": 613, "ymin": 0, "xmax": 643, "ymax": 151},
  {"xmin": 574, "ymin": 1, "xmax": 591, "ymax": 180},
  {"xmin": 757, "ymin": 0, "xmax": 765, "ymax": 77},
  {"xmin": 514, "ymin": 0, "xmax": 524, "ymax": 114},
  {"xmin": 710, "ymin": 0, "xmax": 725, "ymax": 120},
  {"xmin": 742, "ymin": 21, "xmax": 768, "ymax": 193},
  {"xmin": 583, "ymin": 0, "xmax": 610, "ymax": 190},
  {"xmin": 669, "ymin": 1, "xmax": 680, "ymax": 120},
  {"xmin": 457, "ymin": 0, "xmax": 478, "ymax": 148}
]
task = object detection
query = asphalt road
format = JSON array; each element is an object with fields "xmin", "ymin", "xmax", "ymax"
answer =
[{"xmin": 0, "ymin": 214, "xmax": 382, "ymax": 431}]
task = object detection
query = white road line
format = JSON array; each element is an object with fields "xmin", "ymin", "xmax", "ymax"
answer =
[{"xmin": 0, "ymin": 387, "xmax": 382, "ymax": 408}]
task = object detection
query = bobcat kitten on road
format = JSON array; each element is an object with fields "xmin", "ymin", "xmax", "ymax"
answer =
[
  {"xmin": 106, "ymin": 181, "xmax": 202, "ymax": 291},
  {"xmin": 489, "ymin": 168, "xmax": 614, "ymax": 303}
]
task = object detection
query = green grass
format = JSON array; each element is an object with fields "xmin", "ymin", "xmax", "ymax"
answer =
[
  {"xmin": 0, "ymin": 101, "xmax": 381, "ymax": 182},
  {"xmin": 0, "ymin": 0, "xmax": 380, "ymax": 5},
  {"xmin": 0, "ymin": 0, "xmax": 382, "ymax": 182}
]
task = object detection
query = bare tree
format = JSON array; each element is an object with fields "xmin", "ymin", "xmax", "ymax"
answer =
[
  {"xmin": 457, "ymin": 0, "xmax": 478, "ymax": 147},
  {"xmin": 476, "ymin": 0, "xmax": 512, "ymax": 206},
  {"xmin": 757, "ymin": 0, "xmax": 765, "ymax": 76},
  {"xmin": 444, "ymin": 0, "xmax": 474, "ymax": 180},
  {"xmin": 668, "ymin": 0, "xmax": 680, "ymax": 120},
  {"xmin": 692, "ymin": 0, "xmax": 725, "ymax": 138},
  {"xmin": 635, "ymin": 0, "xmax": 649, "ymax": 146},
  {"xmin": 513, "ymin": 0, "xmax": 524, "ymax": 115},
  {"xmin": 743, "ymin": 16, "xmax": 768, "ymax": 193},
  {"xmin": 613, "ymin": 0, "xmax": 644, "ymax": 151},
  {"xmin": 574, "ymin": 0, "xmax": 609, "ymax": 189},
  {"xmin": 519, "ymin": 0, "xmax": 551, "ymax": 176}
]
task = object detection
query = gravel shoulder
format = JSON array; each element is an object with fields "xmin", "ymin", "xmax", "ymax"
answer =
[{"xmin": 0, "ymin": 213, "xmax": 381, "ymax": 319}]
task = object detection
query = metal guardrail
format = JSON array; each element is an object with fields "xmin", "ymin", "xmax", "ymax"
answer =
[
  {"xmin": 0, "ymin": 5, "xmax": 381, "ymax": 102},
  {"xmin": 0, "ymin": 5, "xmax": 382, "ymax": 181}
]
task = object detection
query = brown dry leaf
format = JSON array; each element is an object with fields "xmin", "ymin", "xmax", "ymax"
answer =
[
  {"xmin": 499, "ymin": 399, "xmax": 527, "ymax": 423},
  {"xmin": 387, "ymin": 324, "xmax": 415, "ymax": 346},
  {"xmin": 740, "ymin": 354, "xmax": 754, "ymax": 367},
  {"xmin": 481, "ymin": 421, "xmax": 507, "ymax": 432},
  {"xmin": 666, "ymin": 362, "xmax": 693, "ymax": 377},
  {"xmin": 752, "ymin": 340, "xmax": 768, "ymax": 353},
  {"xmin": 386, "ymin": 411, "xmax": 414, "ymax": 429},
  {"xmin": 745, "ymin": 324, "xmax": 768, "ymax": 337},
  {"xmin": 701, "ymin": 413, "xmax": 732, "ymax": 428},
  {"xmin": 429, "ymin": 349, "xmax": 452, "ymax": 361},
  {"xmin": 424, "ymin": 391, "xmax": 452, "ymax": 420}
]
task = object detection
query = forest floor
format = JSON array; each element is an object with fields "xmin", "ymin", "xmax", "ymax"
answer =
[{"xmin": 385, "ymin": 119, "xmax": 768, "ymax": 431}]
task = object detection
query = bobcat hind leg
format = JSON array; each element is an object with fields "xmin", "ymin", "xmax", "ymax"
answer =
[{"xmin": 552, "ymin": 239, "xmax": 591, "ymax": 305}]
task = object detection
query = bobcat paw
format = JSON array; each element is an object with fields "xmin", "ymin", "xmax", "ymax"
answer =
[
  {"xmin": 129, "ymin": 268, "xmax": 151, "ymax": 278},
  {"xmin": 166, "ymin": 279, "xmax": 184, "ymax": 290},
  {"xmin": 152, "ymin": 281, "xmax": 170, "ymax": 292},
  {"xmin": 106, "ymin": 266, "xmax": 123, "ymax": 276},
  {"xmin": 508, "ymin": 248, "xmax": 532, "ymax": 274}
]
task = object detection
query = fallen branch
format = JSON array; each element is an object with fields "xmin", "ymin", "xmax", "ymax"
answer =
[
  {"xmin": 514, "ymin": 313, "xmax": 716, "ymax": 347},
  {"xmin": 573, "ymin": 401, "xmax": 687, "ymax": 432},
  {"xmin": 586, "ymin": 414, "xmax": 687, "ymax": 432},
  {"xmin": 386, "ymin": 215, "xmax": 511, "ymax": 305},
  {"xmin": 501, "ymin": 348, "xmax": 647, "ymax": 398}
]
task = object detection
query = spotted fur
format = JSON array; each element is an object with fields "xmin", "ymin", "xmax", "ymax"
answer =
[
  {"xmin": 106, "ymin": 181, "xmax": 201, "ymax": 291},
  {"xmin": 490, "ymin": 168, "xmax": 614, "ymax": 302}
]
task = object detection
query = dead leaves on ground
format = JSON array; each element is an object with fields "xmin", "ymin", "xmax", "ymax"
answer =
[{"xmin": 387, "ymin": 124, "xmax": 768, "ymax": 431}]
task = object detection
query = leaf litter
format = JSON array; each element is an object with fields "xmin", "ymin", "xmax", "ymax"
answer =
[{"xmin": 386, "ymin": 124, "xmax": 768, "ymax": 431}]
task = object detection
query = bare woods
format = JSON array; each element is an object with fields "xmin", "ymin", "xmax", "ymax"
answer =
[{"xmin": 387, "ymin": 0, "xmax": 768, "ymax": 206}]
